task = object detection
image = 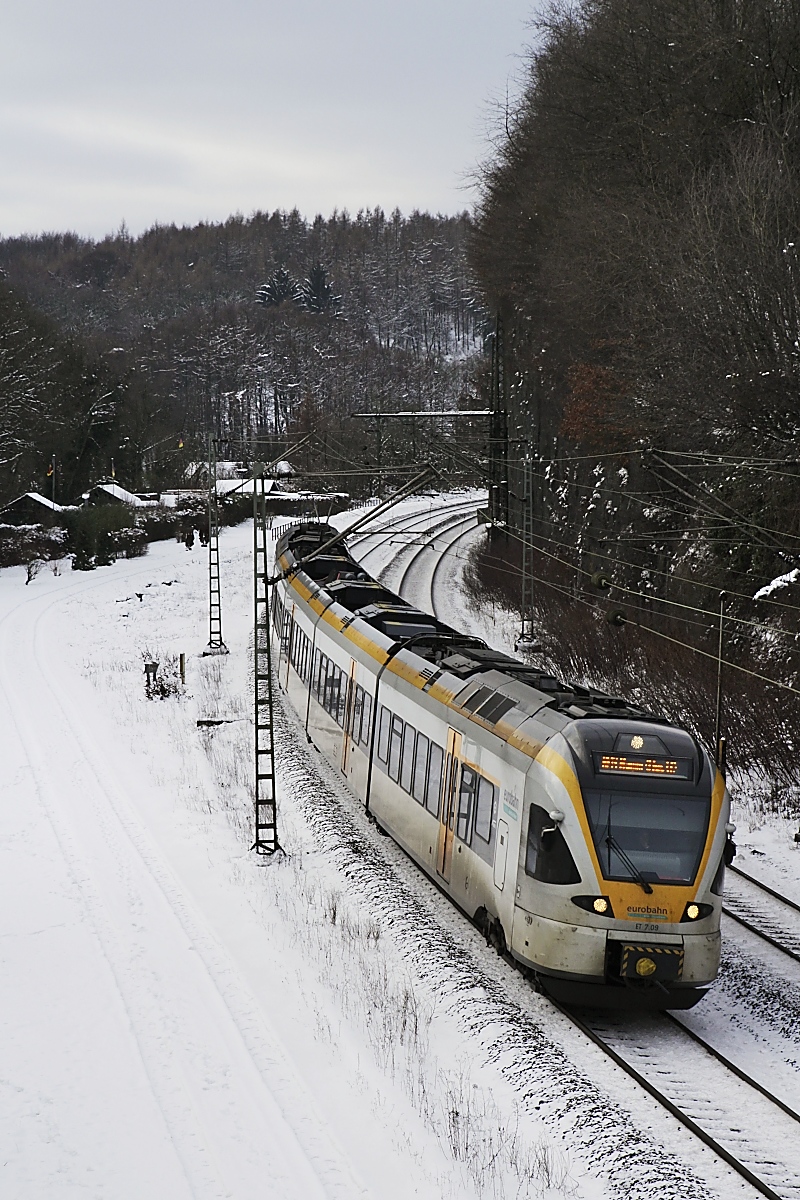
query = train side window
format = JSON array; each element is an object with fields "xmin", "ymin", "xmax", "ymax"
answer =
[
  {"xmin": 426, "ymin": 743, "xmax": 443, "ymax": 816},
  {"xmin": 360, "ymin": 692, "xmax": 372, "ymax": 747},
  {"xmin": 457, "ymin": 767, "xmax": 477, "ymax": 843},
  {"xmin": 400, "ymin": 725, "xmax": 416, "ymax": 792},
  {"xmin": 351, "ymin": 685, "xmax": 364, "ymax": 742},
  {"xmin": 312, "ymin": 650, "xmax": 323, "ymax": 699},
  {"xmin": 474, "ymin": 777, "xmax": 496, "ymax": 843},
  {"xmin": 326, "ymin": 663, "xmax": 336, "ymax": 714},
  {"xmin": 332, "ymin": 668, "xmax": 345, "ymax": 725},
  {"xmin": 388, "ymin": 715, "xmax": 404, "ymax": 781},
  {"xmin": 710, "ymin": 857, "xmax": 726, "ymax": 896},
  {"xmin": 377, "ymin": 706, "xmax": 391, "ymax": 763},
  {"xmin": 296, "ymin": 630, "xmax": 310, "ymax": 681},
  {"xmin": 273, "ymin": 595, "xmax": 285, "ymax": 642},
  {"xmin": 412, "ymin": 734, "xmax": 429, "ymax": 804},
  {"xmin": 337, "ymin": 671, "xmax": 348, "ymax": 727},
  {"xmin": 525, "ymin": 805, "xmax": 581, "ymax": 884},
  {"xmin": 316, "ymin": 654, "xmax": 328, "ymax": 703}
]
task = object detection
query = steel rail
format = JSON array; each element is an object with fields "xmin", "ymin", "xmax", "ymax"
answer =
[
  {"xmin": 348, "ymin": 498, "xmax": 484, "ymax": 554},
  {"xmin": 730, "ymin": 863, "xmax": 800, "ymax": 916},
  {"xmin": 348, "ymin": 504, "xmax": 484, "ymax": 584},
  {"xmin": 427, "ymin": 520, "xmax": 483, "ymax": 617},
  {"xmin": 395, "ymin": 514, "xmax": 480, "ymax": 602},
  {"xmin": 553, "ymin": 1001, "xmax": 786, "ymax": 1200},
  {"xmin": 665, "ymin": 1012, "xmax": 800, "ymax": 1124},
  {"xmin": 721, "ymin": 905, "xmax": 800, "ymax": 966}
]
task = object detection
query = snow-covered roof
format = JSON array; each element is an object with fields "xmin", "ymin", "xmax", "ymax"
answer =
[
  {"xmin": 185, "ymin": 460, "xmax": 248, "ymax": 481},
  {"xmin": 12, "ymin": 491, "xmax": 66, "ymax": 512},
  {"xmin": 89, "ymin": 482, "xmax": 157, "ymax": 507}
]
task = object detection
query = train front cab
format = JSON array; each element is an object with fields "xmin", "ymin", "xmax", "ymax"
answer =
[{"xmin": 510, "ymin": 720, "xmax": 731, "ymax": 1009}]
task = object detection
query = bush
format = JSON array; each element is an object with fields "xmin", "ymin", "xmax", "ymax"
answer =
[
  {"xmin": 64, "ymin": 506, "xmax": 149, "ymax": 570},
  {"xmin": 0, "ymin": 523, "xmax": 68, "ymax": 568}
]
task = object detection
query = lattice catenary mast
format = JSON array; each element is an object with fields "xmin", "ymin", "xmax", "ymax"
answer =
[
  {"xmin": 205, "ymin": 434, "xmax": 228, "ymax": 655},
  {"xmin": 252, "ymin": 464, "xmax": 279, "ymax": 854}
]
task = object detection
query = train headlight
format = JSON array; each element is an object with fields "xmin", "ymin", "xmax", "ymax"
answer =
[
  {"xmin": 681, "ymin": 901, "xmax": 713, "ymax": 922},
  {"xmin": 572, "ymin": 895, "xmax": 615, "ymax": 918}
]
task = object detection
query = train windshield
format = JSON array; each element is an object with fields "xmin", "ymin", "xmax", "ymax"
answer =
[{"xmin": 584, "ymin": 791, "xmax": 710, "ymax": 886}]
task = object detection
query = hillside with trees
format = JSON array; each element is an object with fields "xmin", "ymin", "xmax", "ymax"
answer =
[
  {"xmin": 470, "ymin": 0, "xmax": 800, "ymax": 797},
  {"xmin": 0, "ymin": 208, "xmax": 486, "ymax": 502}
]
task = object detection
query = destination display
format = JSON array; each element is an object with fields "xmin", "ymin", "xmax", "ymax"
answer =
[{"xmin": 594, "ymin": 753, "xmax": 693, "ymax": 780}]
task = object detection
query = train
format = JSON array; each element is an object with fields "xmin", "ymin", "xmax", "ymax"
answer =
[{"xmin": 271, "ymin": 520, "xmax": 736, "ymax": 1009}]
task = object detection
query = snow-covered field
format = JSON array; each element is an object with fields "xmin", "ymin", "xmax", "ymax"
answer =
[{"xmin": 2, "ymin": 508, "xmax": 796, "ymax": 1199}]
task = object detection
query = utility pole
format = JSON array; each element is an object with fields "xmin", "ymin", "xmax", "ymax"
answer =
[
  {"xmin": 205, "ymin": 434, "xmax": 228, "ymax": 655},
  {"xmin": 518, "ymin": 452, "xmax": 535, "ymax": 649},
  {"xmin": 252, "ymin": 464, "xmax": 280, "ymax": 854},
  {"xmin": 714, "ymin": 591, "xmax": 727, "ymax": 774},
  {"xmin": 488, "ymin": 312, "xmax": 509, "ymax": 532}
]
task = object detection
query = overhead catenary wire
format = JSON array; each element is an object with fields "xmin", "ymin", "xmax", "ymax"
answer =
[
  {"xmin": 492, "ymin": 510, "xmax": 800, "ymax": 637},
  {"xmin": 475, "ymin": 519, "xmax": 800, "ymax": 700},
  {"xmin": 510, "ymin": 459, "xmax": 800, "ymax": 612}
]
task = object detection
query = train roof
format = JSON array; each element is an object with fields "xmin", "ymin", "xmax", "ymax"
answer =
[{"xmin": 275, "ymin": 521, "xmax": 659, "ymax": 729}]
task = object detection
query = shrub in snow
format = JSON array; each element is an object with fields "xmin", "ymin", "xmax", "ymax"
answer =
[
  {"xmin": 0, "ymin": 522, "xmax": 68, "ymax": 568},
  {"xmin": 65, "ymin": 507, "xmax": 149, "ymax": 570}
]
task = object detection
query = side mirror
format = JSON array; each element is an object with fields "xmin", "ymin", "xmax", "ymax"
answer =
[{"xmin": 541, "ymin": 813, "xmax": 564, "ymax": 842}]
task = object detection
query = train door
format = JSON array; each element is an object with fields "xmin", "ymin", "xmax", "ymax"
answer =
[
  {"xmin": 436, "ymin": 729, "xmax": 462, "ymax": 883},
  {"xmin": 284, "ymin": 604, "xmax": 296, "ymax": 688},
  {"xmin": 341, "ymin": 661, "xmax": 357, "ymax": 774},
  {"xmin": 493, "ymin": 819, "xmax": 510, "ymax": 891}
]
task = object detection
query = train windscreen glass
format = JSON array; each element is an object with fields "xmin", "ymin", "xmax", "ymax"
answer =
[{"xmin": 583, "ymin": 791, "xmax": 711, "ymax": 885}]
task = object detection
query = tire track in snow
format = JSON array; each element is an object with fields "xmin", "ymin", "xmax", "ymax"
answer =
[{"xmin": 1, "ymin": 566, "xmax": 371, "ymax": 1200}]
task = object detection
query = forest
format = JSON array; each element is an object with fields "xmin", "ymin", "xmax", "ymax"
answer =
[
  {"xmin": 0, "ymin": 207, "xmax": 486, "ymax": 503},
  {"xmin": 471, "ymin": 0, "xmax": 800, "ymax": 799}
]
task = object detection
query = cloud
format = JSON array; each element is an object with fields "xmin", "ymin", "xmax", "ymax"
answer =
[{"xmin": 0, "ymin": 0, "xmax": 533, "ymax": 237}]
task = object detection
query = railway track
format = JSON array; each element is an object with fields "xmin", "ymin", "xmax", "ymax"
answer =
[
  {"xmin": 349, "ymin": 497, "xmax": 484, "ymax": 581},
  {"xmin": 723, "ymin": 864, "xmax": 800, "ymax": 965},
  {"xmin": 564, "ymin": 1004, "xmax": 800, "ymax": 1200},
  {"xmin": 350, "ymin": 497, "xmax": 800, "ymax": 1199}
]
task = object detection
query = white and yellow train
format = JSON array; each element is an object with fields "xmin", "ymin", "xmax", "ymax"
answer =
[{"xmin": 272, "ymin": 522, "xmax": 735, "ymax": 1008}]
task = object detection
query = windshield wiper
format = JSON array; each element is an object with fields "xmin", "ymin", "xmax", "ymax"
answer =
[{"xmin": 604, "ymin": 806, "xmax": 653, "ymax": 894}]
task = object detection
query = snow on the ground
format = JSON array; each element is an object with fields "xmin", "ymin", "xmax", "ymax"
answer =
[{"xmin": 0, "ymin": 505, "xmax": 786, "ymax": 1200}]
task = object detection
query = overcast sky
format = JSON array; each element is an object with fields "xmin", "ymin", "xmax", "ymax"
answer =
[{"xmin": 1, "ymin": 1, "xmax": 537, "ymax": 240}]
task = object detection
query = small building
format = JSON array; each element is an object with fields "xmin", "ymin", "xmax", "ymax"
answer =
[
  {"xmin": 83, "ymin": 482, "xmax": 157, "ymax": 509},
  {"xmin": 0, "ymin": 492, "xmax": 68, "ymax": 527},
  {"xmin": 184, "ymin": 461, "xmax": 249, "ymax": 486}
]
